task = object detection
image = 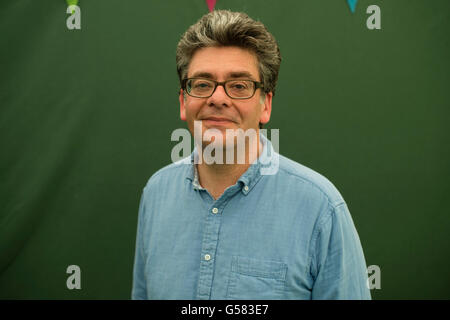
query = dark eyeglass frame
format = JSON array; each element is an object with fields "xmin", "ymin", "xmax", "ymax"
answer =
[{"xmin": 182, "ymin": 78, "xmax": 265, "ymax": 100}]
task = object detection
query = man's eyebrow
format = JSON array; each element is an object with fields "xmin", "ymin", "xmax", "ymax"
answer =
[
  {"xmin": 190, "ymin": 72, "xmax": 214, "ymax": 79},
  {"xmin": 228, "ymin": 71, "xmax": 255, "ymax": 79},
  {"xmin": 189, "ymin": 71, "xmax": 257, "ymax": 80}
]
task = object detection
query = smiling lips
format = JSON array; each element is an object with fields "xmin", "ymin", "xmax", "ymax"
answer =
[{"xmin": 202, "ymin": 117, "xmax": 234, "ymax": 126}]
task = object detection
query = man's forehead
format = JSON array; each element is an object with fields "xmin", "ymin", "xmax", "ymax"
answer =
[{"xmin": 187, "ymin": 46, "xmax": 259, "ymax": 80}]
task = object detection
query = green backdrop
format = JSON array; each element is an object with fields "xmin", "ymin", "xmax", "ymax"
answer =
[{"xmin": 1, "ymin": 0, "xmax": 449, "ymax": 299}]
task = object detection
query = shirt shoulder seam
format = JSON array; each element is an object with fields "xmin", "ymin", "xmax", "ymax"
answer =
[{"xmin": 277, "ymin": 166, "xmax": 345, "ymax": 208}]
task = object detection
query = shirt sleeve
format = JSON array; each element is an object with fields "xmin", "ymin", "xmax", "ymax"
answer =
[
  {"xmin": 310, "ymin": 202, "xmax": 371, "ymax": 300},
  {"xmin": 131, "ymin": 190, "xmax": 148, "ymax": 300}
]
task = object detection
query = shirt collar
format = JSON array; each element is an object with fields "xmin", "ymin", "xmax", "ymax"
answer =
[{"xmin": 185, "ymin": 131, "xmax": 277, "ymax": 195}]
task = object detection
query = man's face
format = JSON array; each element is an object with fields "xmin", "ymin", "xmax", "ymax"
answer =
[{"xmin": 179, "ymin": 46, "xmax": 272, "ymax": 148}]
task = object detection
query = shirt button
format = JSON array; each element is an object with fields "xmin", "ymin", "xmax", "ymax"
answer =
[
  {"xmin": 212, "ymin": 208, "xmax": 218, "ymax": 214},
  {"xmin": 244, "ymin": 185, "xmax": 249, "ymax": 191},
  {"xmin": 204, "ymin": 254, "xmax": 211, "ymax": 261}
]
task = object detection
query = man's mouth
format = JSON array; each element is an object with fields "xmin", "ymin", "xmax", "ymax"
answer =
[{"xmin": 202, "ymin": 117, "xmax": 234, "ymax": 126}]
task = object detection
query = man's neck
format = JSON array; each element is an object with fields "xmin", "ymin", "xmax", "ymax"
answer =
[{"xmin": 196, "ymin": 136, "xmax": 263, "ymax": 200}]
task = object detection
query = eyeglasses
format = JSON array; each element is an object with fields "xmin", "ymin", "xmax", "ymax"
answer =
[{"xmin": 182, "ymin": 78, "xmax": 264, "ymax": 99}]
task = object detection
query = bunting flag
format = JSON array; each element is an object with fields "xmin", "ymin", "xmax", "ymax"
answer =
[
  {"xmin": 347, "ymin": 0, "xmax": 357, "ymax": 13},
  {"xmin": 206, "ymin": 0, "xmax": 216, "ymax": 12}
]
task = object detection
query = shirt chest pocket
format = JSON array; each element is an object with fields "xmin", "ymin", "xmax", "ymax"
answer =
[{"xmin": 226, "ymin": 256, "xmax": 287, "ymax": 300}]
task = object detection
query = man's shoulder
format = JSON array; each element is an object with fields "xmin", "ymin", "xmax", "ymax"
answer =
[
  {"xmin": 276, "ymin": 153, "xmax": 346, "ymax": 206},
  {"xmin": 143, "ymin": 157, "xmax": 191, "ymax": 191}
]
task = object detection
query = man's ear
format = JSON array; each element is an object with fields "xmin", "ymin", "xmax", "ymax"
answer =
[
  {"xmin": 259, "ymin": 92, "xmax": 272, "ymax": 125},
  {"xmin": 179, "ymin": 89, "xmax": 186, "ymax": 121}
]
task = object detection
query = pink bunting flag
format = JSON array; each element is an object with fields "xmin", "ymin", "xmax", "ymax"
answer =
[{"xmin": 206, "ymin": 0, "xmax": 216, "ymax": 12}]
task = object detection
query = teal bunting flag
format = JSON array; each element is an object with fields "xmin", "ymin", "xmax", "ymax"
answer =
[{"xmin": 347, "ymin": 0, "xmax": 357, "ymax": 13}]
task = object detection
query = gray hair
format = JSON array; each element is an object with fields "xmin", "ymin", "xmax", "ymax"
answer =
[{"xmin": 176, "ymin": 10, "xmax": 281, "ymax": 96}]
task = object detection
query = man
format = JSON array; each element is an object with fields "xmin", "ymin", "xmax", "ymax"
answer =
[{"xmin": 132, "ymin": 10, "xmax": 371, "ymax": 300}]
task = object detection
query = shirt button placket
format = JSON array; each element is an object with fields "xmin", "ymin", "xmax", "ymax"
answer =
[{"xmin": 196, "ymin": 205, "xmax": 222, "ymax": 299}]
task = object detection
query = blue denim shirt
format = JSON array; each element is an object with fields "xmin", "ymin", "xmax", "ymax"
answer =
[{"xmin": 132, "ymin": 133, "xmax": 371, "ymax": 300}]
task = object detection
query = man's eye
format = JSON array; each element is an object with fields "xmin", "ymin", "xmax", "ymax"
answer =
[
  {"xmin": 229, "ymin": 82, "xmax": 249, "ymax": 90},
  {"xmin": 194, "ymin": 82, "xmax": 212, "ymax": 88}
]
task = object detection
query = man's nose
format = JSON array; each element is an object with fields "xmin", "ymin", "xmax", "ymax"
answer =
[{"xmin": 206, "ymin": 84, "xmax": 231, "ymax": 107}]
